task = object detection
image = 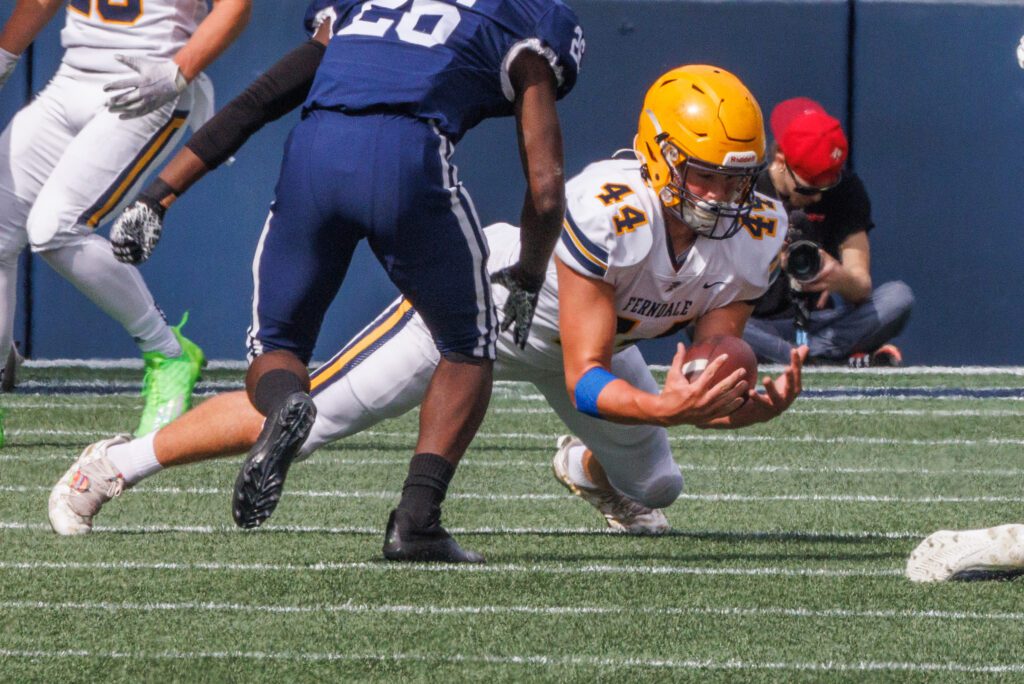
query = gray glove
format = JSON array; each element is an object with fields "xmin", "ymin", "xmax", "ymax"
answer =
[
  {"xmin": 104, "ymin": 55, "xmax": 187, "ymax": 119},
  {"xmin": 111, "ymin": 197, "xmax": 165, "ymax": 264},
  {"xmin": 0, "ymin": 47, "xmax": 19, "ymax": 90},
  {"xmin": 490, "ymin": 265, "xmax": 544, "ymax": 349}
]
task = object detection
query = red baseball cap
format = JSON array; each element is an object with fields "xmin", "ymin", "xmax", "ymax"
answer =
[{"xmin": 770, "ymin": 97, "xmax": 848, "ymax": 187}]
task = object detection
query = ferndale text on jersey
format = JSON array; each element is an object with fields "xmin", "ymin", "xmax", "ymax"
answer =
[{"xmin": 623, "ymin": 296, "xmax": 692, "ymax": 319}]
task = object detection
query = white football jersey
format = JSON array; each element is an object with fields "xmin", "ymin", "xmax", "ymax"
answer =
[
  {"xmin": 62, "ymin": 0, "xmax": 209, "ymax": 72},
  {"xmin": 488, "ymin": 155, "xmax": 788, "ymax": 360}
]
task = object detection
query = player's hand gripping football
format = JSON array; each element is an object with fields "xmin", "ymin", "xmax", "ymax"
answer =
[
  {"xmin": 110, "ymin": 197, "xmax": 166, "ymax": 264},
  {"xmin": 490, "ymin": 265, "xmax": 544, "ymax": 349},
  {"xmin": 105, "ymin": 55, "xmax": 187, "ymax": 119},
  {"xmin": 700, "ymin": 345, "xmax": 808, "ymax": 429},
  {"xmin": 0, "ymin": 47, "xmax": 19, "ymax": 91},
  {"xmin": 656, "ymin": 343, "xmax": 749, "ymax": 427}
]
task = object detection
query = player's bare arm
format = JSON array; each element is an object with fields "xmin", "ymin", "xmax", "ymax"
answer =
[
  {"xmin": 105, "ymin": 0, "xmax": 251, "ymax": 119},
  {"xmin": 169, "ymin": 0, "xmax": 252, "ymax": 82},
  {"xmin": 491, "ymin": 49, "xmax": 564, "ymax": 347},
  {"xmin": 110, "ymin": 20, "xmax": 332, "ymax": 264},
  {"xmin": 0, "ymin": 0, "xmax": 64, "ymax": 87},
  {"xmin": 0, "ymin": 0, "xmax": 64, "ymax": 54},
  {"xmin": 694, "ymin": 302, "xmax": 808, "ymax": 429},
  {"xmin": 558, "ymin": 259, "xmax": 747, "ymax": 427}
]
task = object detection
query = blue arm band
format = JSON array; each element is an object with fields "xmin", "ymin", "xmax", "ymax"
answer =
[{"xmin": 574, "ymin": 367, "xmax": 617, "ymax": 418}]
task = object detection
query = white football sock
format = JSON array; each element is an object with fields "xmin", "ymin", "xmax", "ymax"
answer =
[
  {"xmin": 106, "ymin": 431, "xmax": 162, "ymax": 486},
  {"xmin": 567, "ymin": 444, "xmax": 596, "ymax": 488},
  {"xmin": 38, "ymin": 234, "xmax": 181, "ymax": 356}
]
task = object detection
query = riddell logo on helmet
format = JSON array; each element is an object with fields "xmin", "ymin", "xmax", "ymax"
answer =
[{"xmin": 723, "ymin": 151, "xmax": 758, "ymax": 166}]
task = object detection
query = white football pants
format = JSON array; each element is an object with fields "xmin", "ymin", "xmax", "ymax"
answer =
[
  {"xmin": 300, "ymin": 298, "xmax": 684, "ymax": 509},
  {"xmin": 0, "ymin": 62, "xmax": 202, "ymax": 361}
]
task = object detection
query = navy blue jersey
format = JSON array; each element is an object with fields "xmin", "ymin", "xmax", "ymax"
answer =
[
  {"xmin": 305, "ymin": 0, "xmax": 583, "ymax": 141},
  {"xmin": 304, "ymin": 0, "xmax": 348, "ymax": 36}
]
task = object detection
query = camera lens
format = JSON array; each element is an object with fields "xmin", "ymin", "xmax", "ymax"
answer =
[{"xmin": 785, "ymin": 240, "xmax": 822, "ymax": 282}]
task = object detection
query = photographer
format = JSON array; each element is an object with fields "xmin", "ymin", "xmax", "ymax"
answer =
[{"xmin": 743, "ymin": 98, "xmax": 914, "ymax": 367}]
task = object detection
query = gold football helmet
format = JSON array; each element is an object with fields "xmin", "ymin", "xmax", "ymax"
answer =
[{"xmin": 634, "ymin": 65, "xmax": 766, "ymax": 239}]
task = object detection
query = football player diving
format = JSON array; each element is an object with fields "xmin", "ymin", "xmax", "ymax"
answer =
[{"xmin": 50, "ymin": 65, "xmax": 806, "ymax": 558}]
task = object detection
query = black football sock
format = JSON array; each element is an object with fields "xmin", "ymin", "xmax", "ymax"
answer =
[
  {"xmin": 252, "ymin": 369, "xmax": 307, "ymax": 417},
  {"xmin": 396, "ymin": 453, "xmax": 455, "ymax": 530}
]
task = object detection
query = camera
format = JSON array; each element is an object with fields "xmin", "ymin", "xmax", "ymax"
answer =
[
  {"xmin": 784, "ymin": 240, "xmax": 822, "ymax": 283},
  {"xmin": 782, "ymin": 210, "xmax": 822, "ymax": 284}
]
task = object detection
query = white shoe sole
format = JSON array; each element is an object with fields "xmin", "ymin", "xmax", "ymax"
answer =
[
  {"xmin": 48, "ymin": 470, "xmax": 92, "ymax": 536},
  {"xmin": 906, "ymin": 524, "xmax": 1024, "ymax": 582}
]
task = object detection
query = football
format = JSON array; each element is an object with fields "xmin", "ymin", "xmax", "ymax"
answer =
[{"xmin": 681, "ymin": 335, "xmax": 759, "ymax": 387}]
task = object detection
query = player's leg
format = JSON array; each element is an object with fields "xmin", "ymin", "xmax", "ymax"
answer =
[
  {"xmin": 368, "ymin": 118, "xmax": 496, "ymax": 562},
  {"xmin": 0, "ymin": 67, "xmax": 82, "ymax": 440},
  {"xmin": 0, "ymin": 67, "xmax": 82, "ymax": 361},
  {"xmin": 234, "ymin": 112, "xmax": 361, "ymax": 528},
  {"xmin": 48, "ymin": 391, "xmax": 264, "ymax": 535},
  {"xmin": 49, "ymin": 298, "xmax": 443, "ymax": 535},
  {"xmin": 25, "ymin": 70, "xmax": 203, "ymax": 436},
  {"xmin": 534, "ymin": 346, "xmax": 682, "ymax": 533},
  {"xmin": 301, "ymin": 299, "xmax": 440, "ymax": 455}
]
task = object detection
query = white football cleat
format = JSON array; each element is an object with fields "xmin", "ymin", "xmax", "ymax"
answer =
[
  {"xmin": 552, "ymin": 435, "xmax": 669, "ymax": 535},
  {"xmin": 906, "ymin": 524, "xmax": 1024, "ymax": 582},
  {"xmin": 49, "ymin": 436, "xmax": 130, "ymax": 536}
]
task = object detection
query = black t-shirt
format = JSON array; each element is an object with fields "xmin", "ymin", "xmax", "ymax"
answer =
[{"xmin": 752, "ymin": 170, "xmax": 875, "ymax": 318}]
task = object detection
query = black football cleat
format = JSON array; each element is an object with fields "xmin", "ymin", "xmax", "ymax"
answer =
[
  {"xmin": 382, "ymin": 508, "xmax": 485, "ymax": 563},
  {"xmin": 232, "ymin": 391, "xmax": 316, "ymax": 529}
]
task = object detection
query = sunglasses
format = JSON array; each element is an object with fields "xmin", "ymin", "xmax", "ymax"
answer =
[{"xmin": 785, "ymin": 164, "xmax": 840, "ymax": 196}]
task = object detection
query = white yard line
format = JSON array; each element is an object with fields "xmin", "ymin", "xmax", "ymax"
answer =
[
  {"xmin": 5, "ymin": 452, "xmax": 1024, "ymax": 481},
  {"xmin": 0, "ymin": 599, "xmax": 1020, "ymax": 622},
  {"xmin": 3, "ymin": 484, "xmax": 1021, "ymax": 504},
  {"xmin": 7, "ymin": 448, "xmax": 1024, "ymax": 481},
  {"xmin": 0, "ymin": 648, "xmax": 1019, "ymax": 674},
  {"xmin": 0, "ymin": 558, "xmax": 899, "ymax": 578},
  {"xmin": 10, "ymin": 451, "xmax": 1024, "ymax": 480},
  {"xmin": 0, "ymin": 521, "xmax": 925, "ymax": 540}
]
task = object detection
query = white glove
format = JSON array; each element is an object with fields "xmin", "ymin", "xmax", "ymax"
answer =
[
  {"xmin": 104, "ymin": 55, "xmax": 187, "ymax": 119},
  {"xmin": 1017, "ymin": 35, "xmax": 1024, "ymax": 70},
  {"xmin": 0, "ymin": 47, "xmax": 19, "ymax": 90}
]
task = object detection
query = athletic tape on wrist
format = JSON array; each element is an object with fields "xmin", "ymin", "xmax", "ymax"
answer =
[{"xmin": 574, "ymin": 367, "xmax": 617, "ymax": 418}]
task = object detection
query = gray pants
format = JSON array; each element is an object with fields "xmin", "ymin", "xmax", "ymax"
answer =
[{"xmin": 743, "ymin": 281, "xmax": 915, "ymax": 364}]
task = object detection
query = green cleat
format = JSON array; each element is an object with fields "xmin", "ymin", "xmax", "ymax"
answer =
[{"xmin": 134, "ymin": 314, "xmax": 206, "ymax": 437}]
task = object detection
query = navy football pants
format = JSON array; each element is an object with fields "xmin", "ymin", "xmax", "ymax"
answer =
[{"xmin": 247, "ymin": 110, "xmax": 496, "ymax": 364}]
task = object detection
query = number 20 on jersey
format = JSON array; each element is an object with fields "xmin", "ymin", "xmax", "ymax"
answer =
[{"xmin": 69, "ymin": 0, "xmax": 143, "ymax": 26}]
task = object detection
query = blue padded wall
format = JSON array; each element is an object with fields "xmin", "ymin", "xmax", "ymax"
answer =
[{"xmin": 2, "ymin": 1, "xmax": 1022, "ymax": 363}]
